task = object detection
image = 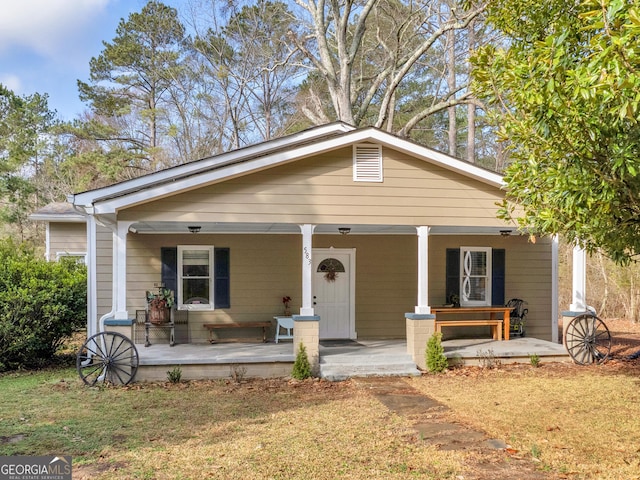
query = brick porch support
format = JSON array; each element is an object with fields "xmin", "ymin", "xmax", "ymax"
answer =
[
  {"xmin": 293, "ymin": 315, "xmax": 320, "ymax": 375},
  {"xmin": 405, "ymin": 313, "xmax": 436, "ymax": 370}
]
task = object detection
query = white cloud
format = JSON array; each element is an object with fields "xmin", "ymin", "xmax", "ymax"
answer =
[
  {"xmin": 0, "ymin": 73, "xmax": 23, "ymax": 93},
  {"xmin": 0, "ymin": 0, "xmax": 111, "ymax": 58}
]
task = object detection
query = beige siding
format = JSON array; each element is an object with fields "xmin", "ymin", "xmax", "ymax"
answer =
[
  {"xmin": 96, "ymin": 225, "xmax": 113, "ymax": 318},
  {"xmin": 120, "ymin": 147, "xmax": 507, "ymax": 228},
  {"xmin": 49, "ymin": 222, "xmax": 86, "ymax": 259},
  {"xmin": 127, "ymin": 234, "xmax": 301, "ymax": 343},
  {"xmin": 120, "ymin": 232, "xmax": 553, "ymax": 341},
  {"xmin": 126, "ymin": 233, "xmax": 416, "ymax": 342},
  {"xmin": 315, "ymin": 235, "xmax": 416, "ymax": 338},
  {"xmin": 94, "ymin": 143, "xmax": 553, "ymax": 341},
  {"xmin": 429, "ymin": 235, "xmax": 553, "ymax": 341}
]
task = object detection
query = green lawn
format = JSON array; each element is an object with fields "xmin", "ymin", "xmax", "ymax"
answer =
[{"xmin": 1, "ymin": 360, "xmax": 639, "ymax": 479}]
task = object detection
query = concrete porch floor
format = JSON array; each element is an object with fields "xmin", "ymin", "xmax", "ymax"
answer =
[
  {"xmin": 443, "ymin": 337, "xmax": 570, "ymax": 366},
  {"xmin": 134, "ymin": 337, "xmax": 570, "ymax": 381}
]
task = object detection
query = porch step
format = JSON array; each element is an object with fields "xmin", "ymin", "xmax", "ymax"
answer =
[{"xmin": 319, "ymin": 354, "xmax": 421, "ymax": 381}]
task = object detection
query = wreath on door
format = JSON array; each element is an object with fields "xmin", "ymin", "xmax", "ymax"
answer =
[{"xmin": 317, "ymin": 258, "xmax": 346, "ymax": 282}]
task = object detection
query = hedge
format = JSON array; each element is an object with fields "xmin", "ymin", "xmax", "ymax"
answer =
[{"xmin": 0, "ymin": 240, "xmax": 86, "ymax": 371}]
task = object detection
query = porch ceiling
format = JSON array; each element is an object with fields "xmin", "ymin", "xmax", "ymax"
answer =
[{"xmin": 129, "ymin": 221, "xmax": 516, "ymax": 236}]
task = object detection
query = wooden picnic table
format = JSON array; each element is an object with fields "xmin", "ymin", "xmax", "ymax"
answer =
[{"xmin": 431, "ymin": 306, "xmax": 512, "ymax": 341}]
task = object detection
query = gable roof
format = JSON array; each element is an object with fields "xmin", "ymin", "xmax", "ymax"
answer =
[
  {"xmin": 69, "ymin": 122, "xmax": 504, "ymax": 215},
  {"xmin": 29, "ymin": 202, "xmax": 86, "ymax": 222}
]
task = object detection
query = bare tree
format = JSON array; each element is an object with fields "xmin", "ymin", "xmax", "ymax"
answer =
[{"xmin": 289, "ymin": 0, "xmax": 487, "ymax": 139}]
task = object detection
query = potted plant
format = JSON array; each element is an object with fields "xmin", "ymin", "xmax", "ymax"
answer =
[
  {"xmin": 282, "ymin": 296, "xmax": 292, "ymax": 316},
  {"xmin": 147, "ymin": 288, "xmax": 175, "ymax": 324}
]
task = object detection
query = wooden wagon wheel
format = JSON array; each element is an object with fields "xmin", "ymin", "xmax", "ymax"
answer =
[
  {"xmin": 565, "ymin": 313, "xmax": 611, "ymax": 365},
  {"xmin": 77, "ymin": 332, "xmax": 139, "ymax": 385}
]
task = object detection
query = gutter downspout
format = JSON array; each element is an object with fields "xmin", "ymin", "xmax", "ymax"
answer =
[{"xmin": 69, "ymin": 200, "xmax": 117, "ymax": 338}]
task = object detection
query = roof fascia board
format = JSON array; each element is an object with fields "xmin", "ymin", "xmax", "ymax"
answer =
[
  {"xmin": 28, "ymin": 213, "xmax": 86, "ymax": 223},
  {"xmin": 91, "ymin": 127, "xmax": 504, "ymax": 214},
  {"xmin": 70, "ymin": 122, "xmax": 355, "ymax": 207},
  {"xmin": 92, "ymin": 135, "xmax": 359, "ymax": 213}
]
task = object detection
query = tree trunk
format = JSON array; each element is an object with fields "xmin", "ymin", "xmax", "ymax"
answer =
[
  {"xmin": 467, "ymin": 19, "xmax": 476, "ymax": 163},
  {"xmin": 447, "ymin": 27, "xmax": 456, "ymax": 157}
]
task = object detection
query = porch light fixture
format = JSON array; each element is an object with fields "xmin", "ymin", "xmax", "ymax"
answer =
[
  {"xmin": 500, "ymin": 230, "xmax": 512, "ymax": 237},
  {"xmin": 188, "ymin": 225, "xmax": 201, "ymax": 234},
  {"xmin": 338, "ymin": 227, "xmax": 351, "ymax": 235}
]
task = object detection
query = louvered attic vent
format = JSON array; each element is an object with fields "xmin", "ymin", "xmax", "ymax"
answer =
[{"xmin": 353, "ymin": 143, "xmax": 383, "ymax": 182}]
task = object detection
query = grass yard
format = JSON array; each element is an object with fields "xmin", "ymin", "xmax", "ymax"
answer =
[
  {"xmin": 1, "ymin": 369, "xmax": 466, "ymax": 479},
  {"xmin": 1, "ymin": 320, "xmax": 640, "ymax": 479}
]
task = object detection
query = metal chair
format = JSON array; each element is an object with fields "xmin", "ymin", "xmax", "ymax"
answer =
[{"xmin": 506, "ymin": 298, "xmax": 528, "ymax": 337}]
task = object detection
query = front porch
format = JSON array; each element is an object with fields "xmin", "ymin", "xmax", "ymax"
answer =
[{"xmin": 133, "ymin": 337, "xmax": 570, "ymax": 382}]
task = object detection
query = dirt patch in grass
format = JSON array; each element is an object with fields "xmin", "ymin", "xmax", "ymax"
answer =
[
  {"xmin": 5, "ymin": 319, "xmax": 640, "ymax": 479},
  {"xmin": 411, "ymin": 318, "xmax": 640, "ymax": 480},
  {"xmin": 603, "ymin": 317, "xmax": 640, "ymax": 359}
]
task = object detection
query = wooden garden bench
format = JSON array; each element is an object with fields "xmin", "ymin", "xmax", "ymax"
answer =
[{"xmin": 203, "ymin": 322, "xmax": 272, "ymax": 343}]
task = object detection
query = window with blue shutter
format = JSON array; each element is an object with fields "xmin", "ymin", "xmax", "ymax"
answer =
[
  {"xmin": 445, "ymin": 248, "xmax": 460, "ymax": 304},
  {"xmin": 214, "ymin": 248, "xmax": 230, "ymax": 308},
  {"xmin": 161, "ymin": 247, "xmax": 178, "ymax": 301},
  {"xmin": 161, "ymin": 246, "xmax": 230, "ymax": 309},
  {"xmin": 491, "ymin": 249, "xmax": 505, "ymax": 306},
  {"xmin": 445, "ymin": 247, "xmax": 505, "ymax": 306}
]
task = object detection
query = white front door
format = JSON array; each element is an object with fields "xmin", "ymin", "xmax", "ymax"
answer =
[{"xmin": 313, "ymin": 249, "xmax": 355, "ymax": 339}]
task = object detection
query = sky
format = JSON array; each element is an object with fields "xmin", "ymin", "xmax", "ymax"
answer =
[{"xmin": 0, "ymin": 0, "xmax": 176, "ymax": 121}]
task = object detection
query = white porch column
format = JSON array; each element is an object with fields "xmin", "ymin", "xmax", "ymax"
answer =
[
  {"xmin": 114, "ymin": 221, "xmax": 133, "ymax": 320},
  {"xmin": 551, "ymin": 235, "xmax": 559, "ymax": 343},
  {"xmin": 570, "ymin": 245, "xmax": 587, "ymax": 311},
  {"xmin": 86, "ymin": 215, "xmax": 98, "ymax": 337},
  {"xmin": 299, "ymin": 224, "xmax": 316, "ymax": 316},
  {"xmin": 415, "ymin": 226, "xmax": 431, "ymax": 314}
]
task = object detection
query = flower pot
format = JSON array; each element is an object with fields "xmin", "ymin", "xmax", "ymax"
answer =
[{"xmin": 149, "ymin": 306, "xmax": 170, "ymax": 324}]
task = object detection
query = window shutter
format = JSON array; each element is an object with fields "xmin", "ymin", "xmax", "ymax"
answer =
[
  {"xmin": 164, "ymin": 246, "xmax": 230, "ymax": 308},
  {"xmin": 445, "ymin": 248, "xmax": 460, "ymax": 302},
  {"xmin": 447, "ymin": 247, "xmax": 505, "ymax": 305},
  {"xmin": 492, "ymin": 248, "xmax": 505, "ymax": 306},
  {"xmin": 214, "ymin": 248, "xmax": 230, "ymax": 309},
  {"xmin": 161, "ymin": 247, "xmax": 178, "ymax": 302},
  {"xmin": 353, "ymin": 144, "xmax": 383, "ymax": 182}
]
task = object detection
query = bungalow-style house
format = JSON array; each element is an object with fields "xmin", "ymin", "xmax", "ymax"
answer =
[{"xmin": 32, "ymin": 123, "xmax": 582, "ymax": 381}]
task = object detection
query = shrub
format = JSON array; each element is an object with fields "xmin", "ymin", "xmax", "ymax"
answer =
[
  {"xmin": 0, "ymin": 240, "xmax": 87, "ymax": 371},
  {"xmin": 425, "ymin": 332, "xmax": 448, "ymax": 373},
  {"xmin": 167, "ymin": 366, "xmax": 182, "ymax": 383},
  {"xmin": 291, "ymin": 343, "xmax": 312, "ymax": 380},
  {"xmin": 529, "ymin": 353, "xmax": 541, "ymax": 368}
]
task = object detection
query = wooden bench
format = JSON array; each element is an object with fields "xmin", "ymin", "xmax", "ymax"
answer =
[
  {"xmin": 435, "ymin": 320, "xmax": 503, "ymax": 341},
  {"xmin": 203, "ymin": 322, "xmax": 272, "ymax": 344},
  {"xmin": 431, "ymin": 306, "xmax": 511, "ymax": 341}
]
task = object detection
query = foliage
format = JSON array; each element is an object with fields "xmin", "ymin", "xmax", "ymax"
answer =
[
  {"xmin": 425, "ymin": 332, "xmax": 449, "ymax": 373},
  {"xmin": 167, "ymin": 366, "xmax": 182, "ymax": 383},
  {"xmin": 146, "ymin": 287, "xmax": 175, "ymax": 309},
  {"xmin": 77, "ymin": 1, "xmax": 187, "ymax": 171},
  {"xmin": 0, "ymin": 85, "xmax": 58, "ymax": 239},
  {"xmin": 529, "ymin": 353, "xmax": 541, "ymax": 368},
  {"xmin": 474, "ymin": 0, "xmax": 640, "ymax": 264},
  {"xmin": 291, "ymin": 342, "xmax": 312, "ymax": 379},
  {"xmin": 0, "ymin": 240, "xmax": 87, "ymax": 371}
]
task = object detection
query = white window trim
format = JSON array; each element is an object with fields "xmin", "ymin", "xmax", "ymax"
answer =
[
  {"xmin": 177, "ymin": 245, "xmax": 215, "ymax": 310},
  {"xmin": 56, "ymin": 251, "xmax": 88, "ymax": 264},
  {"xmin": 460, "ymin": 246, "xmax": 492, "ymax": 307},
  {"xmin": 353, "ymin": 143, "xmax": 383, "ymax": 182}
]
